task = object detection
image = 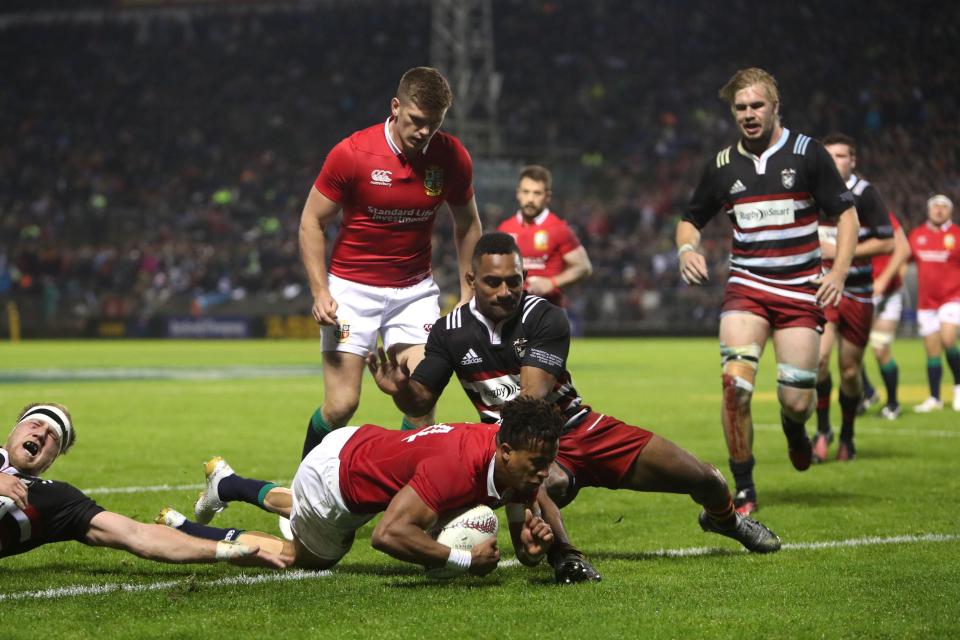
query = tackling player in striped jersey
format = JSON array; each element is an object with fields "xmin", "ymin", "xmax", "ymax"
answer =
[
  {"xmin": 676, "ymin": 68, "xmax": 859, "ymax": 514},
  {"xmin": 812, "ymin": 134, "xmax": 894, "ymax": 462}
]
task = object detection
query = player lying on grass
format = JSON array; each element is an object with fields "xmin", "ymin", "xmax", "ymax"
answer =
[
  {"xmin": 0, "ymin": 402, "xmax": 283, "ymax": 568},
  {"xmin": 156, "ymin": 397, "xmax": 559, "ymax": 578},
  {"xmin": 367, "ymin": 232, "xmax": 782, "ymax": 572}
]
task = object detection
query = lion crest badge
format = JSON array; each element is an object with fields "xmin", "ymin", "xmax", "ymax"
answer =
[{"xmin": 424, "ymin": 165, "xmax": 444, "ymax": 197}]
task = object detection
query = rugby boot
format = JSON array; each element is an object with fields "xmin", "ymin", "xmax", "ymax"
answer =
[
  {"xmin": 194, "ymin": 456, "xmax": 234, "ymax": 524},
  {"xmin": 835, "ymin": 439, "xmax": 856, "ymax": 462},
  {"xmin": 698, "ymin": 510, "xmax": 781, "ymax": 553},
  {"xmin": 155, "ymin": 506, "xmax": 187, "ymax": 528},
  {"xmin": 880, "ymin": 403, "xmax": 901, "ymax": 420},
  {"xmin": 787, "ymin": 434, "xmax": 813, "ymax": 471},
  {"xmin": 913, "ymin": 397, "xmax": 943, "ymax": 413},
  {"xmin": 811, "ymin": 430, "xmax": 833, "ymax": 464},
  {"xmin": 733, "ymin": 487, "xmax": 758, "ymax": 516}
]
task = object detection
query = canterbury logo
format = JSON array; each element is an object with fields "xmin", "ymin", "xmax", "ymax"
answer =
[{"xmin": 370, "ymin": 169, "xmax": 393, "ymax": 185}]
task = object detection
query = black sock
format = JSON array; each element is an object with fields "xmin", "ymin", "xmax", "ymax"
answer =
[
  {"xmin": 945, "ymin": 347, "xmax": 960, "ymax": 382},
  {"xmin": 861, "ymin": 369, "xmax": 876, "ymax": 399},
  {"xmin": 781, "ymin": 412, "xmax": 809, "ymax": 448},
  {"xmin": 816, "ymin": 375, "xmax": 832, "ymax": 434},
  {"xmin": 880, "ymin": 360, "xmax": 899, "ymax": 406},
  {"xmin": 729, "ymin": 457, "xmax": 755, "ymax": 493},
  {"xmin": 927, "ymin": 358, "xmax": 943, "ymax": 400},
  {"xmin": 302, "ymin": 408, "xmax": 332, "ymax": 460},
  {"xmin": 839, "ymin": 391, "xmax": 859, "ymax": 443},
  {"xmin": 178, "ymin": 519, "xmax": 244, "ymax": 542},
  {"xmin": 217, "ymin": 475, "xmax": 278, "ymax": 508}
]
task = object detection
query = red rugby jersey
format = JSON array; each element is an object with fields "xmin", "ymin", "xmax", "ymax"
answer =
[
  {"xmin": 909, "ymin": 221, "xmax": 960, "ymax": 308},
  {"xmin": 871, "ymin": 212, "xmax": 904, "ymax": 295},
  {"xmin": 314, "ymin": 118, "xmax": 474, "ymax": 287},
  {"xmin": 337, "ymin": 422, "xmax": 531, "ymax": 515},
  {"xmin": 497, "ymin": 209, "xmax": 582, "ymax": 306}
]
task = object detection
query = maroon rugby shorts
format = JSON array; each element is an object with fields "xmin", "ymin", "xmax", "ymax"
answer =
[
  {"xmin": 721, "ymin": 281, "xmax": 825, "ymax": 333},
  {"xmin": 823, "ymin": 295, "xmax": 873, "ymax": 348},
  {"xmin": 555, "ymin": 411, "xmax": 654, "ymax": 489}
]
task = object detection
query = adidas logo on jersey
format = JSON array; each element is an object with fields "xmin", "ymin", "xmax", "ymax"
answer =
[
  {"xmin": 370, "ymin": 169, "xmax": 393, "ymax": 186},
  {"xmin": 460, "ymin": 348, "xmax": 483, "ymax": 365},
  {"xmin": 729, "ymin": 180, "xmax": 747, "ymax": 194}
]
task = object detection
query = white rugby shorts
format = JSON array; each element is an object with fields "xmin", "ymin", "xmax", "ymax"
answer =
[
  {"xmin": 872, "ymin": 289, "xmax": 904, "ymax": 324},
  {"xmin": 917, "ymin": 302, "xmax": 960, "ymax": 337},
  {"xmin": 321, "ymin": 274, "xmax": 440, "ymax": 356},
  {"xmin": 290, "ymin": 426, "xmax": 374, "ymax": 561}
]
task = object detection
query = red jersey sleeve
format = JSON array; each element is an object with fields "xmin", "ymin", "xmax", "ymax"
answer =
[
  {"xmin": 555, "ymin": 219, "xmax": 582, "ymax": 255},
  {"xmin": 407, "ymin": 456, "xmax": 478, "ymax": 514},
  {"xmin": 313, "ymin": 137, "xmax": 356, "ymax": 204},
  {"xmin": 444, "ymin": 138, "xmax": 474, "ymax": 206}
]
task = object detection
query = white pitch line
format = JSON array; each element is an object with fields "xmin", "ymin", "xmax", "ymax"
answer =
[
  {"xmin": 82, "ymin": 480, "xmax": 292, "ymax": 496},
  {"xmin": 2, "ymin": 533, "xmax": 955, "ymax": 602},
  {"xmin": 756, "ymin": 423, "xmax": 959, "ymax": 438},
  {"xmin": 0, "ymin": 569, "xmax": 331, "ymax": 603}
]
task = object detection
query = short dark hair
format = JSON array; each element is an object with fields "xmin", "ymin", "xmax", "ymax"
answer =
[
  {"xmin": 498, "ymin": 397, "xmax": 563, "ymax": 451},
  {"xmin": 821, "ymin": 132, "xmax": 857, "ymax": 156},
  {"xmin": 472, "ymin": 232, "xmax": 520, "ymax": 269},
  {"xmin": 397, "ymin": 67, "xmax": 453, "ymax": 111},
  {"xmin": 519, "ymin": 165, "xmax": 553, "ymax": 191}
]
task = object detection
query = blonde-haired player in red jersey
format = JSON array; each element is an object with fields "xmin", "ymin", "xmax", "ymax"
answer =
[
  {"xmin": 299, "ymin": 67, "xmax": 482, "ymax": 456},
  {"xmin": 908, "ymin": 194, "xmax": 960, "ymax": 412},
  {"xmin": 497, "ymin": 165, "xmax": 592, "ymax": 307}
]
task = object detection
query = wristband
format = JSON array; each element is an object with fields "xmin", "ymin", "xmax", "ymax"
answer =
[
  {"xmin": 445, "ymin": 547, "xmax": 472, "ymax": 571},
  {"xmin": 215, "ymin": 540, "xmax": 253, "ymax": 561},
  {"xmin": 678, "ymin": 243, "xmax": 697, "ymax": 256}
]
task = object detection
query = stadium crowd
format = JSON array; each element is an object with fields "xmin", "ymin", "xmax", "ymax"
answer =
[{"xmin": 2, "ymin": 0, "xmax": 957, "ymax": 333}]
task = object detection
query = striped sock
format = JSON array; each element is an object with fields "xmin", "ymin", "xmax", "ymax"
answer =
[
  {"xmin": 704, "ymin": 496, "xmax": 737, "ymax": 527},
  {"xmin": 816, "ymin": 375, "xmax": 832, "ymax": 434},
  {"xmin": 217, "ymin": 475, "xmax": 278, "ymax": 509},
  {"xmin": 880, "ymin": 359, "xmax": 899, "ymax": 405},
  {"xmin": 302, "ymin": 408, "xmax": 332, "ymax": 460},
  {"xmin": 927, "ymin": 357, "xmax": 943, "ymax": 400}
]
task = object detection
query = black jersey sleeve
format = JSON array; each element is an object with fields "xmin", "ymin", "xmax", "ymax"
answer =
[
  {"xmin": 520, "ymin": 301, "xmax": 571, "ymax": 378},
  {"xmin": 682, "ymin": 156, "xmax": 723, "ymax": 230},
  {"xmin": 856, "ymin": 184, "xmax": 894, "ymax": 240},
  {"xmin": 36, "ymin": 480, "xmax": 105, "ymax": 544},
  {"xmin": 809, "ymin": 140, "xmax": 855, "ymax": 218},
  {"xmin": 410, "ymin": 322, "xmax": 456, "ymax": 393}
]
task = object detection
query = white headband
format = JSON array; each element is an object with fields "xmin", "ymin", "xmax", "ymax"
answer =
[
  {"xmin": 928, "ymin": 194, "xmax": 954, "ymax": 210},
  {"xmin": 18, "ymin": 405, "xmax": 73, "ymax": 454}
]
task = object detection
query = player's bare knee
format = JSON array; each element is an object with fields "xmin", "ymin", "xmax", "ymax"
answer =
[{"xmin": 323, "ymin": 397, "xmax": 360, "ymax": 427}]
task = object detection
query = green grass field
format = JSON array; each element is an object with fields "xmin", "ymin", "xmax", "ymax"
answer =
[{"xmin": 1, "ymin": 338, "xmax": 958, "ymax": 639}]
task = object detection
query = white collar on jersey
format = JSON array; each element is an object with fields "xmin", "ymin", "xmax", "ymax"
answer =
[
  {"xmin": 486, "ymin": 453, "xmax": 500, "ymax": 499},
  {"xmin": 515, "ymin": 208, "xmax": 551, "ymax": 226},
  {"xmin": 736, "ymin": 127, "xmax": 790, "ymax": 175},
  {"xmin": 469, "ymin": 298, "xmax": 506, "ymax": 345},
  {"xmin": 383, "ymin": 117, "xmax": 430, "ymax": 157},
  {"xmin": 927, "ymin": 220, "xmax": 954, "ymax": 232},
  {"xmin": 845, "ymin": 174, "xmax": 859, "ymax": 189}
]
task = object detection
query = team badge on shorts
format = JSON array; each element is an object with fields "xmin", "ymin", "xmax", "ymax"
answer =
[
  {"xmin": 423, "ymin": 323, "xmax": 433, "ymax": 334},
  {"xmin": 336, "ymin": 323, "xmax": 351, "ymax": 343},
  {"xmin": 513, "ymin": 338, "xmax": 528, "ymax": 359},
  {"xmin": 781, "ymin": 168, "xmax": 797, "ymax": 189},
  {"xmin": 945, "ymin": 234, "xmax": 956, "ymax": 250},
  {"xmin": 534, "ymin": 230, "xmax": 550, "ymax": 251},
  {"xmin": 424, "ymin": 165, "xmax": 444, "ymax": 197}
]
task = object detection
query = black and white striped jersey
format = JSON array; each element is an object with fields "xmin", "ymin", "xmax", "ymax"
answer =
[
  {"xmin": 412, "ymin": 294, "xmax": 586, "ymax": 426},
  {"xmin": 819, "ymin": 174, "xmax": 894, "ymax": 302},
  {"xmin": 684, "ymin": 128, "xmax": 854, "ymax": 305},
  {"xmin": 0, "ymin": 449, "xmax": 104, "ymax": 558}
]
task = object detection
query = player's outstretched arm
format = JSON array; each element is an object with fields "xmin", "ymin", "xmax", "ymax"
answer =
[
  {"xmin": 676, "ymin": 220, "xmax": 709, "ymax": 285},
  {"xmin": 366, "ymin": 347, "xmax": 440, "ymax": 416},
  {"xmin": 449, "ymin": 197, "xmax": 483, "ymax": 305},
  {"xmin": 299, "ymin": 186, "xmax": 343, "ymax": 326},
  {"xmin": 372, "ymin": 486, "xmax": 499, "ymax": 576},
  {"xmin": 85, "ymin": 511, "xmax": 287, "ymax": 569}
]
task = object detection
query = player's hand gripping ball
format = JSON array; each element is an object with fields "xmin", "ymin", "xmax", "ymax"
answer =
[{"xmin": 426, "ymin": 504, "xmax": 499, "ymax": 579}]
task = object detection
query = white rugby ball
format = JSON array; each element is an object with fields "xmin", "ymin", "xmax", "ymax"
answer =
[{"xmin": 425, "ymin": 504, "xmax": 499, "ymax": 579}]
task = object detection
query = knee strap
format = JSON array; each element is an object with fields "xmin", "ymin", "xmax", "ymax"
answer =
[
  {"xmin": 720, "ymin": 343, "xmax": 762, "ymax": 371},
  {"xmin": 777, "ymin": 363, "xmax": 818, "ymax": 389},
  {"xmin": 869, "ymin": 330, "xmax": 894, "ymax": 349}
]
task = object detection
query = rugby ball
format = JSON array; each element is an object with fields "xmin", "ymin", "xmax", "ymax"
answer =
[{"xmin": 425, "ymin": 504, "xmax": 499, "ymax": 579}]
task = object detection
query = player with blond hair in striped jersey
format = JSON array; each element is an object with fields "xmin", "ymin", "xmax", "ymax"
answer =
[{"xmin": 676, "ymin": 68, "xmax": 859, "ymax": 515}]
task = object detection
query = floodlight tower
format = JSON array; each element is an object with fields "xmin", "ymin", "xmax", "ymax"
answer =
[{"xmin": 430, "ymin": 0, "xmax": 501, "ymax": 156}]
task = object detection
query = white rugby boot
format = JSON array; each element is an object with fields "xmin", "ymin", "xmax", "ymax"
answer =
[{"xmin": 194, "ymin": 456, "xmax": 235, "ymax": 524}]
